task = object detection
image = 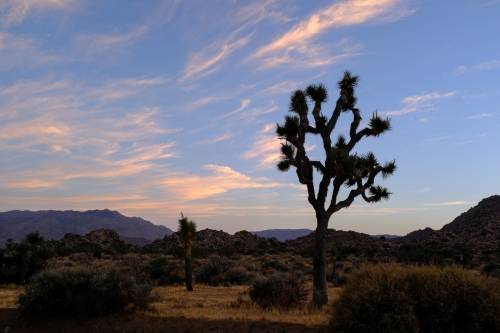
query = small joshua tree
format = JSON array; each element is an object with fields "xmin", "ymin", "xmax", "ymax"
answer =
[
  {"xmin": 178, "ymin": 213, "xmax": 196, "ymax": 291},
  {"xmin": 276, "ymin": 72, "xmax": 396, "ymax": 307}
]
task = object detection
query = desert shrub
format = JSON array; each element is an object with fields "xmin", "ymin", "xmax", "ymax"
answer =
[
  {"xmin": 141, "ymin": 256, "xmax": 184, "ymax": 285},
  {"xmin": 249, "ymin": 272, "xmax": 307, "ymax": 309},
  {"xmin": 261, "ymin": 257, "xmax": 288, "ymax": 272},
  {"xmin": 224, "ymin": 265, "xmax": 254, "ymax": 285},
  {"xmin": 18, "ymin": 265, "xmax": 152, "ymax": 318},
  {"xmin": 144, "ymin": 256, "xmax": 173, "ymax": 279},
  {"xmin": 195, "ymin": 255, "xmax": 231, "ymax": 285},
  {"xmin": 0, "ymin": 233, "xmax": 55, "ymax": 284},
  {"xmin": 330, "ymin": 264, "xmax": 500, "ymax": 333}
]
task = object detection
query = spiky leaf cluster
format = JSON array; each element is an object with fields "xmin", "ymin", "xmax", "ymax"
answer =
[
  {"xmin": 368, "ymin": 113, "xmax": 391, "ymax": 136},
  {"xmin": 178, "ymin": 213, "xmax": 196, "ymax": 243},
  {"xmin": 289, "ymin": 90, "xmax": 308, "ymax": 116},
  {"xmin": 276, "ymin": 116, "xmax": 299, "ymax": 140},
  {"xmin": 369, "ymin": 185, "xmax": 391, "ymax": 201},
  {"xmin": 276, "ymin": 71, "xmax": 396, "ymax": 217},
  {"xmin": 338, "ymin": 71, "xmax": 358, "ymax": 111},
  {"xmin": 306, "ymin": 84, "xmax": 328, "ymax": 103}
]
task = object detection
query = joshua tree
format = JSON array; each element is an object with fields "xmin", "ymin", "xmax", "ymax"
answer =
[
  {"xmin": 276, "ymin": 72, "xmax": 396, "ymax": 307},
  {"xmin": 178, "ymin": 213, "xmax": 196, "ymax": 291}
]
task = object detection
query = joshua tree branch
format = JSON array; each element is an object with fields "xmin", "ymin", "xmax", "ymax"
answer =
[{"xmin": 326, "ymin": 99, "xmax": 343, "ymax": 134}]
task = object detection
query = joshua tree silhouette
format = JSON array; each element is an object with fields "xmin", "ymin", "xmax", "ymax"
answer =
[
  {"xmin": 276, "ymin": 71, "xmax": 396, "ymax": 307},
  {"xmin": 178, "ymin": 213, "xmax": 196, "ymax": 292}
]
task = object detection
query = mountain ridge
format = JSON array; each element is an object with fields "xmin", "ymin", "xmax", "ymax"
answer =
[
  {"xmin": 1, "ymin": 196, "xmax": 499, "ymax": 253},
  {"xmin": 0, "ymin": 209, "xmax": 173, "ymax": 245}
]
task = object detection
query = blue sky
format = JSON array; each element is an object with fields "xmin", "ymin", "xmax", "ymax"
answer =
[{"xmin": 0, "ymin": 0, "xmax": 499, "ymax": 234}]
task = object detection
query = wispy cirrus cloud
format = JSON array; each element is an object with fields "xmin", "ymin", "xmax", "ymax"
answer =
[
  {"xmin": 243, "ymin": 124, "xmax": 281, "ymax": 168},
  {"xmin": 219, "ymin": 98, "xmax": 251, "ymax": 119},
  {"xmin": 76, "ymin": 1, "xmax": 180, "ymax": 54},
  {"xmin": 0, "ymin": 0, "xmax": 76, "ymax": 26},
  {"xmin": 197, "ymin": 133, "xmax": 233, "ymax": 145},
  {"xmin": 259, "ymin": 81, "xmax": 301, "ymax": 96},
  {"xmin": 385, "ymin": 91, "xmax": 456, "ymax": 116},
  {"xmin": 256, "ymin": 38, "xmax": 363, "ymax": 70},
  {"xmin": 249, "ymin": 0, "xmax": 413, "ymax": 69},
  {"xmin": 455, "ymin": 59, "xmax": 500, "ymax": 75},
  {"xmin": 467, "ymin": 113, "xmax": 494, "ymax": 120},
  {"xmin": 163, "ymin": 164, "xmax": 280, "ymax": 200},
  {"xmin": 76, "ymin": 24, "xmax": 150, "ymax": 53},
  {"xmin": 179, "ymin": 35, "xmax": 251, "ymax": 83},
  {"xmin": 89, "ymin": 76, "xmax": 170, "ymax": 102},
  {"xmin": 188, "ymin": 95, "xmax": 224, "ymax": 111},
  {"xmin": 0, "ymin": 77, "xmax": 177, "ymax": 191},
  {"xmin": 424, "ymin": 201, "xmax": 474, "ymax": 207},
  {"xmin": 178, "ymin": 0, "xmax": 292, "ymax": 83},
  {"xmin": 234, "ymin": 0, "xmax": 291, "ymax": 28},
  {"xmin": 0, "ymin": 32, "xmax": 62, "ymax": 71}
]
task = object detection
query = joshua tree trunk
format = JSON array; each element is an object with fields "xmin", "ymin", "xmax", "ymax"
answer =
[
  {"xmin": 313, "ymin": 214, "xmax": 328, "ymax": 307},
  {"xmin": 184, "ymin": 241, "xmax": 193, "ymax": 292}
]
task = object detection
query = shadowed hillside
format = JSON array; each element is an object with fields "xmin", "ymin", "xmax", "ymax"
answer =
[
  {"xmin": 253, "ymin": 229, "xmax": 313, "ymax": 241},
  {"xmin": 0, "ymin": 209, "xmax": 172, "ymax": 245}
]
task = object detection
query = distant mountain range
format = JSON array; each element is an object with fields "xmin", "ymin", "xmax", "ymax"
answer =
[
  {"xmin": 0, "ymin": 209, "xmax": 172, "ymax": 245},
  {"xmin": 1, "ymin": 196, "xmax": 499, "ymax": 258},
  {"xmin": 252, "ymin": 228, "xmax": 313, "ymax": 241}
]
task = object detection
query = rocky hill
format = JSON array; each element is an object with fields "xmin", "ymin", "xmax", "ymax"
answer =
[
  {"xmin": 286, "ymin": 229, "xmax": 386, "ymax": 258},
  {"xmin": 400, "ymin": 196, "xmax": 500, "ymax": 246},
  {"xmin": 58, "ymin": 229, "xmax": 130, "ymax": 255},
  {"xmin": 145, "ymin": 228, "xmax": 285, "ymax": 255},
  {"xmin": 0, "ymin": 209, "xmax": 172, "ymax": 245},
  {"xmin": 441, "ymin": 195, "xmax": 500, "ymax": 243}
]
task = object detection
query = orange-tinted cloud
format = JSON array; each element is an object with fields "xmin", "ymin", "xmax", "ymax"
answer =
[{"xmin": 163, "ymin": 164, "xmax": 280, "ymax": 200}]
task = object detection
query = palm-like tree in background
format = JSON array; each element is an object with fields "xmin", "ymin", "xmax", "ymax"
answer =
[
  {"xmin": 178, "ymin": 213, "xmax": 196, "ymax": 292},
  {"xmin": 276, "ymin": 72, "xmax": 396, "ymax": 307}
]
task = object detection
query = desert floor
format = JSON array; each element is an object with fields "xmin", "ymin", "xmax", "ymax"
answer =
[{"xmin": 0, "ymin": 284, "xmax": 341, "ymax": 333}]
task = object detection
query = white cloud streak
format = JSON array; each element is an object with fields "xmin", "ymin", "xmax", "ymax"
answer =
[
  {"xmin": 386, "ymin": 91, "xmax": 456, "ymax": 116},
  {"xmin": 456, "ymin": 59, "xmax": 500, "ymax": 75},
  {"xmin": 424, "ymin": 201, "xmax": 474, "ymax": 207},
  {"xmin": 249, "ymin": 0, "xmax": 412, "ymax": 69},
  {"xmin": 179, "ymin": 35, "xmax": 251, "ymax": 83},
  {"xmin": 0, "ymin": 0, "xmax": 76, "ymax": 26}
]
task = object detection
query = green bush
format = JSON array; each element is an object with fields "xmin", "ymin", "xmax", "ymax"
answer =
[
  {"xmin": 18, "ymin": 266, "xmax": 152, "ymax": 318},
  {"xmin": 331, "ymin": 264, "xmax": 500, "ymax": 333},
  {"xmin": 249, "ymin": 272, "xmax": 306, "ymax": 309}
]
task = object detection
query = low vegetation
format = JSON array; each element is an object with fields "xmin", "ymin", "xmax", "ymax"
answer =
[
  {"xmin": 249, "ymin": 272, "xmax": 307, "ymax": 309},
  {"xmin": 18, "ymin": 266, "xmax": 153, "ymax": 318},
  {"xmin": 0, "ymin": 233, "xmax": 55, "ymax": 284},
  {"xmin": 331, "ymin": 264, "xmax": 500, "ymax": 333}
]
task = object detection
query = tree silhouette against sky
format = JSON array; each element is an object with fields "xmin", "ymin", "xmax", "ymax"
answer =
[
  {"xmin": 178, "ymin": 213, "xmax": 196, "ymax": 292},
  {"xmin": 276, "ymin": 71, "xmax": 396, "ymax": 307}
]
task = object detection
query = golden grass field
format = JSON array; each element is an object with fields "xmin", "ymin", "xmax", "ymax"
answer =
[
  {"xmin": 149, "ymin": 284, "xmax": 340, "ymax": 326},
  {"xmin": 0, "ymin": 285, "xmax": 21, "ymax": 309},
  {"xmin": 0, "ymin": 284, "xmax": 341, "ymax": 333}
]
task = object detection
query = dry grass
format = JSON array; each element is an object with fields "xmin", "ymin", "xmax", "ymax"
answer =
[
  {"xmin": 147, "ymin": 284, "xmax": 340, "ymax": 326},
  {"xmin": 0, "ymin": 283, "xmax": 340, "ymax": 330},
  {"xmin": 0, "ymin": 285, "xmax": 23, "ymax": 309}
]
